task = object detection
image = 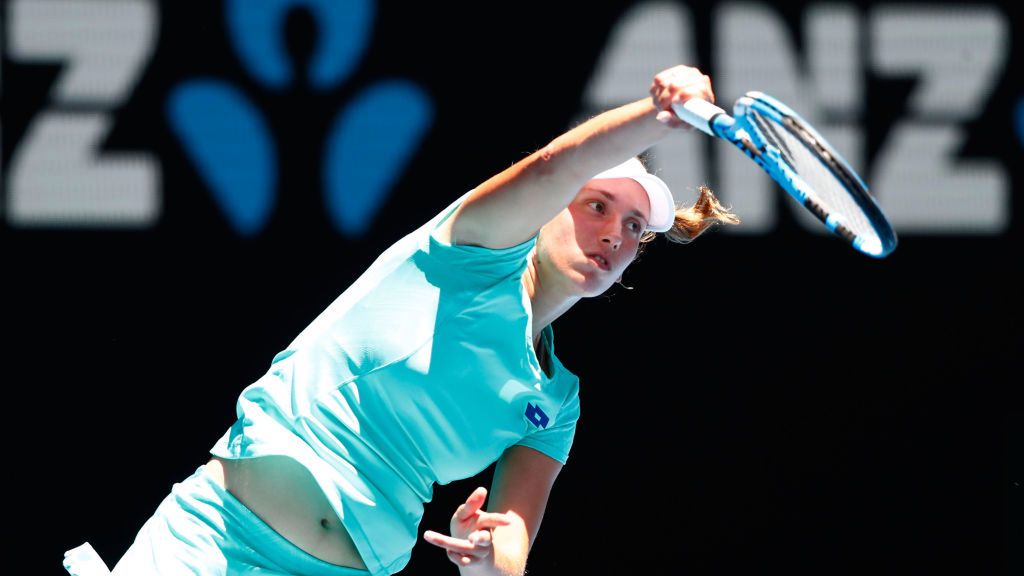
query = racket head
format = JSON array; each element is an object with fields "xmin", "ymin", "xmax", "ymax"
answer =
[{"xmin": 732, "ymin": 92, "xmax": 898, "ymax": 258}]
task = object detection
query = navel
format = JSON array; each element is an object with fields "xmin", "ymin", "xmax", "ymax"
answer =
[{"xmin": 320, "ymin": 518, "xmax": 330, "ymax": 529}]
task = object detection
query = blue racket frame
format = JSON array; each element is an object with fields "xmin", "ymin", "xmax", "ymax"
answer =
[{"xmin": 674, "ymin": 92, "xmax": 898, "ymax": 258}]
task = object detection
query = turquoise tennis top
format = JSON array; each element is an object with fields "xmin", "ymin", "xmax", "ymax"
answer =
[{"xmin": 210, "ymin": 190, "xmax": 581, "ymax": 576}]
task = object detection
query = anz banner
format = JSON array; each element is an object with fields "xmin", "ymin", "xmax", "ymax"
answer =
[{"xmin": 2, "ymin": 0, "xmax": 1020, "ymax": 239}]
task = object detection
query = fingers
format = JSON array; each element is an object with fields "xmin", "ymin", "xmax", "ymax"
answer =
[
  {"xmin": 454, "ymin": 487, "xmax": 488, "ymax": 522},
  {"xmin": 650, "ymin": 65, "xmax": 716, "ymax": 126},
  {"xmin": 430, "ymin": 487, "xmax": 513, "ymax": 567},
  {"xmin": 656, "ymin": 109, "xmax": 690, "ymax": 129},
  {"xmin": 423, "ymin": 530, "xmax": 493, "ymax": 567},
  {"xmin": 466, "ymin": 510, "xmax": 513, "ymax": 530},
  {"xmin": 452, "ymin": 488, "xmax": 512, "ymax": 529},
  {"xmin": 424, "ymin": 529, "xmax": 493, "ymax": 551},
  {"xmin": 448, "ymin": 550, "xmax": 479, "ymax": 567},
  {"xmin": 652, "ymin": 67, "xmax": 714, "ymax": 103},
  {"xmin": 468, "ymin": 529, "xmax": 493, "ymax": 547},
  {"xmin": 423, "ymin": 530, "xmax": 477, "ymax": 553}
]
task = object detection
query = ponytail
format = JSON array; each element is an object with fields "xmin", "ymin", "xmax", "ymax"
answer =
[{"xmin": 641, "ymin": 184, "xmax": 740, "ymax": 245}]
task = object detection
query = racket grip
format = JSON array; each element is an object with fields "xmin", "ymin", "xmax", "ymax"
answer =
[{"xmin": 671, "ymin": 98, "xmax": 729, "ymax": 137}]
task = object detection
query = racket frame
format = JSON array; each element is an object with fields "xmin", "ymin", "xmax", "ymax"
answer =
[{"xmin": 673, "ymin": 92, "xmax": 897, "ymax": 258}]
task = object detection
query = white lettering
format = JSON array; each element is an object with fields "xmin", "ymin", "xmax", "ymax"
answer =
[
  {"xmin": 580, "ymin": 2, "xmax": 709, "ymax": 207},
  {"xmin": 870, "ymin": 6, "xmax": 1008, "ymax": 232},
  {"xmin": 8, "ymin": 113, "xmax": 158, "ymax": 225},
  {"xmin": 716, "ymin": 3, "xmax": 863, "ymax": 234},
  {"xmin": 6, "ymin": 0, "xmax": 160, "ymax": 227},
  {"xmin": 9, "ymin": 0, "xmax": 156, "ymax": 104}
]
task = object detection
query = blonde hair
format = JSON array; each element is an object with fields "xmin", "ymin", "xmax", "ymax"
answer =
[
  {"xmin": 615, "ymin": 184, "xmax": 739, "ymax": 290},
  {"xmin": 640, "ymin": 184, "xmax": 741, "ymax": 245},
  {"xmin": 631, "ymin": 154, "xmax": 740, "ymax": 245}
]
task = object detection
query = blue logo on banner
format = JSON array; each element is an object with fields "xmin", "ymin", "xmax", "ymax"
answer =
[
  {"xmin": 525, "ymin": 403, "xmax": 550, "ymax": 429},
  {"xmin": 167, "ymin": 0, "xmax": 433, "ymax": 237}
]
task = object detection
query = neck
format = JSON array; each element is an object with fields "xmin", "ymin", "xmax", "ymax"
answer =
[{"xmin": 522, "ymin": 251, "xmax": 580, "ymax": 345}]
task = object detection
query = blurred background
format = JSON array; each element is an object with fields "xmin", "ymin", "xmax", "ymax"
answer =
[{"xmin": 3, "ymin": 1, "xmax": 1020, "ymax": 574}]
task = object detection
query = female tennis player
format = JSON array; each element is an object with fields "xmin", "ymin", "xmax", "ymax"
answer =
[{"xmin": 64, "ymin": 64, "xmax": 739, "ymax": 576}]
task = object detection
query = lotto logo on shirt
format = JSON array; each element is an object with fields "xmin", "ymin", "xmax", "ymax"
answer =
[{"xmin": 525, "ymin": 403, "xmax": 550, "ymax": 429}]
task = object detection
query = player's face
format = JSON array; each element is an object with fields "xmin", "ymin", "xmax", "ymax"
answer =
[{"xmin": 536, "ymin": 178, "xmax": 650, "ymax": 297}]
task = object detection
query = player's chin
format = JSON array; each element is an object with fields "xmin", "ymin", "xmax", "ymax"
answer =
[
  {"xmin": 562, "ymin": 261, "xmax": 617, "ymax": 297},
  {"xmin": 578, "ymin": 272, "xmax": 618, "ymax": 298}
]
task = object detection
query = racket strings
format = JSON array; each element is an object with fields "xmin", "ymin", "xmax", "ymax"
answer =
[
  {"xmin": 751, "ymin": 112, "xmax": 796, "ymax": 171},
  {"xmin": 749, "ymin": 110, "xmax": 879, "ymax": 243}
]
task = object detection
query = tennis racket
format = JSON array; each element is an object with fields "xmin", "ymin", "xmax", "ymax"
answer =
[{"xmin": 673, "ymin": 92, "xmax": 897, "ymax": 258}]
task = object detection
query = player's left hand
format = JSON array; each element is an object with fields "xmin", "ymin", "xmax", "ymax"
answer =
[{"xmin": 423, "ymin": 487, "xmax": 513, "ymax": 567}]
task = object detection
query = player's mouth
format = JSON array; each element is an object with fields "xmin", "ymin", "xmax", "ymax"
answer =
[{"xmin": 588, "ymin": 253, "xmax": 611, "ymax": 271}]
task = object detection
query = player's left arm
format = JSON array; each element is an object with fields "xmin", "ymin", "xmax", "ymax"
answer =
[
  {"xmin": 487, "ymin": 445, "xmax": 563, "ymax": 558},
  {"xmin": 423, "ymin": 445, "xmax": 563, "ymax": 576}
]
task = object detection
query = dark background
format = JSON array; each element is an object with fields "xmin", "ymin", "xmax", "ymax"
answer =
[{"xmin": 4, "ymin": 1, "xmax": 1020, "ymax": 574}]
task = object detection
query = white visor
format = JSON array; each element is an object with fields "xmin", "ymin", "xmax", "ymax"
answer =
[{"xmin": 590, "ymin": 158, "xmax": 675, "ymax": 232}]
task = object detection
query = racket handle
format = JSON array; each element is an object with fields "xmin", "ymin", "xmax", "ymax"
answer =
[{"xmin": 671, "ymin": 98, "xmax": 730, "ymax": 137}]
